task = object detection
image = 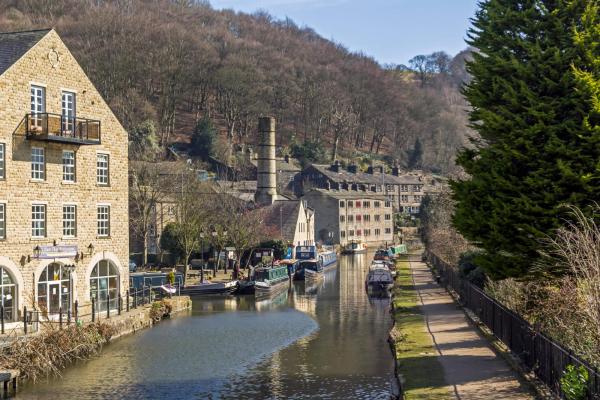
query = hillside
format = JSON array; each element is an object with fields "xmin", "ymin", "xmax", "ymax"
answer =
[{"xmin": 0, "ymin": 0, "xmax": 472, "ymax": 173}]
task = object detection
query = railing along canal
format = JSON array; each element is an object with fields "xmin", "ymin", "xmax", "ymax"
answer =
[{"xmin": 426, "ymin": 251, "xmax": 600, "ymax": 399}]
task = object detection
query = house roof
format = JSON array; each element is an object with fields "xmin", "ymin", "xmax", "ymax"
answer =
[
  {"xmin": 0, "ymin": 29, "xmax": 51, "ymax": 76},
  {"xmin": 308, "ymin": 164, "xmax": 423, "ymax": 185},
  {"xmin": 305, "ymin": 188, "xmax": 389, "ymax": 201},
  {"xmin": 261, "ymin": 200, "xmax": 302, "ymax": 242}
]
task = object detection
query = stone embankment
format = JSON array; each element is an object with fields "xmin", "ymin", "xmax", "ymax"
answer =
[{"xmin": 0, "ymin": 296, "xmax": 191, "ymax": 390}]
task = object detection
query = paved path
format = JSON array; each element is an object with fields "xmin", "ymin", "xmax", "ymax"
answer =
[{"xmin": 409, "ymin": 255, "xmax": 534, "ymax": 399}]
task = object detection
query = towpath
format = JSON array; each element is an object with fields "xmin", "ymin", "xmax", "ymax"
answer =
[{"xmin": 408, "ymin": 254, "xmax": 534, "ymax": 399}]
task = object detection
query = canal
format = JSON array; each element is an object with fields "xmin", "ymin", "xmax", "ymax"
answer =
[{"xmin": 18, "ymin": 253, "xmax": 394, "ymax": 399}]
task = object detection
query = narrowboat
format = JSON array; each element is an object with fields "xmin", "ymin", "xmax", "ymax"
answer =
[
  {"xmin": 180, "ymin": 280, "xmax": 238, "ymax": 296},
  {"xmin": 130, "ymin": 271, "xmax": 184, "ymax": 290},
  {"xmin": 374, "ymin": 249, "xmax": 390, "ymax": 261},
  {"xmin": 304, "ymin": 268, "xmax": 324, "ymax": 284},
  {"xmin": 342, "ymin": 241, "xmax": 367, "ymax": 254},
  {"xmin": 254, "ymin": 261, "xmax": 294, "ymax": 297},
  {"xmin": 294, "ymin": 258, "xmax": 323, "ymax": 280},
  {"xmin": 319, "ymin": 250, "xmax": 337, "ymax": 270},
  {"xmin": 387, "ymin": 244, "xmax": 408, "ymax": 258},
  {"xmin": 365, "ymin": 266, "xmax": 394, "ymax": 296}
]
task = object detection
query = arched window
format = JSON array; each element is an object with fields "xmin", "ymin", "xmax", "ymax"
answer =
[
  {"xmin": 0, "ymin": 267, "xmax": 16, "ymax": 321},
  {"xmin": 90, "ymin": 260, "xmax": 119, "ymax": 312},
  {"xmin": 37, "ymin": 263, "xmax": 71, "ymax": 314}
]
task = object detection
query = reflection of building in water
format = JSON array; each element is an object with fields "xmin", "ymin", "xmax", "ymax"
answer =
[
  {"xmin": 267, "ymin": 349, "xmax": 284, "ymax": 398},
  {"xmin": 291, "ymin": 291, "xmax": 317, "ymax": 317},
  {"xmin": 337, "ymin": 253, "xmax": 371, "ymax": 325}
]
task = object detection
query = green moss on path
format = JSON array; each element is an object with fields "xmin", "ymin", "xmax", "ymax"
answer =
[{"xmin": 391, "ymin": 256, "xmax": 452, "ymax": 399}]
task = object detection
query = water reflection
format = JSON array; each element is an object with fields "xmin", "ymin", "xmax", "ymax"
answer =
[{"xmin": 19, "ymin": 253, "xmax": 392, "ymax": 400}]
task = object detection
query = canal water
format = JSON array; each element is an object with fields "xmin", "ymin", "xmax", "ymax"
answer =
[{"xmin": 18, "ymin": 253, "xmax": 394, "ymax": 399}]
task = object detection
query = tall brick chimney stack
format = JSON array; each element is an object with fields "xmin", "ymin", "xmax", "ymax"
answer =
[{"xmin": 255, "ymin": 117, "xmax": 278, "ymax": 205}]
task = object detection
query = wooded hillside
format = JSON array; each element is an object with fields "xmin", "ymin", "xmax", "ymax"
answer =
[{"xmin": 0, "ymin": 0, "xmax": 472, "ymax": 173}]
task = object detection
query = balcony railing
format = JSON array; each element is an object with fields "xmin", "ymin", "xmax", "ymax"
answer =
[{"xmin": 25, "ymin": 113, "xmax": 101, "ymax": 145}]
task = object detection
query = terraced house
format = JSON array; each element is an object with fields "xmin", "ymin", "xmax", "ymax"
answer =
[{"xmin": 0, "ymin": 29, "xmax": 129, "ymax": 322}]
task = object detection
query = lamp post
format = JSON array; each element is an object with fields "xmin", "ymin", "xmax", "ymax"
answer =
[
  {"xmin": 199, "ymin": 230, "xmax": 205, "ymax": 283},
  {"xmin": 211, "ymin": 228, "xmax": 218, "ymax": 277}
]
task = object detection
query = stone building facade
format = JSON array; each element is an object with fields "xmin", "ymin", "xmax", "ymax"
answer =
[
  {"xmin": 0, "ymin": 29, "xmax": 129, "ymax": 321},
  {"xmin": 298, "ymin": 162, "xmax": 426, "ymax": 215},
  {"xmin": 302, "ymin": 189, "xmax": 394, "ymax": 246}
]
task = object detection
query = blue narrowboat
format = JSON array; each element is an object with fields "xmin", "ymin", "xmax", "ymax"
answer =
[
  {"xmin": 294, "ymin": 258, "xmax": 323, "ymax": 280},
  {"xmin": 319, "ymin": 250, "xmax": 337, "ymax": 269}
]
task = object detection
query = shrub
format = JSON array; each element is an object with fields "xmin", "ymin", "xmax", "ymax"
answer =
[
  {"xmin": 561, "ymin": 364, "xmax": 588, "ymax": 400},
  {"xmin": 458, "ymin": 251, "xmax": 487, "ymax": 288}
]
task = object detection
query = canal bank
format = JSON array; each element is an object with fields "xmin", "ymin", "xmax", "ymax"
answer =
[
  {"xmin": 16, "ymin": 253, "xmax": 394, "ymax": 399},
  {"xmin": 0, "ymin": 296, "xmax": 191, "ymax": 389}
]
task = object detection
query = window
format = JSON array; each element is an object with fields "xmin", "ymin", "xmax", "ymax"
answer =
[
  {"xmin": 340, "ymin": 231, "xmax": 346, "ymax": 239},
  {"xmin": 30, "ymin": 85, "xmax": 45, "ymax": 128},
  {"xmin": 413, "ymin": 185, "xmax": 422, "ymax": 192},
  {"xmin": 348, "ymin": 201, "xmax": 353, "ymax": 208},
  {"xmin": 401, "ymin": 195, "xmax": 409, "ymax": 202},
  {"xmin": 32, "ymin": 204, "xmax": 46, "ymax": 238},
  {"xmin": 356, "ymin": 230, "xmax": 362, "ymax": 236},
  {"xmin": 97, "ymin": 153, "xmax": 109, "ymax": 185},
  {"xmin": 385, "ymin": 228, "xmax": 392, "ymax": 234},
  {"xmin": 356, "ymin": 201, "xmax": 361, "ymax": 208},
  {"xmin": 61, "ymin": 91, "xmax": 76, "ymax": 134},
  {"xmin": 356, "ymin": 215, "xmax": 362, "ymax": 222},
  {"xmin": 0, "ymin": 267, "xmax": 16, "ymax": 321},
  {"xmin": 375, "ymin": 228, "xmax": 381, "ymax": 236},
  {"xmin": 401, "ymin": 185, "xmax": 409, "ymax": 192},
  {"xmin": 63, "ymin": 205, "xmax": 76, "ymax": 237},
  {"xmin": 414, "ymin": 195, "xmax": 422, "ymax": 202},
  {"xmin": 364, "ymin": 229, "xmax": 371, "ymax": 237},
  {"xmin": 364, "ymin": 215, "xmax": 370, "ymax": 222},
  {"xmin": 31, "ymin": 147, "xmax": 45, "ymax": 180},
  {"xmin": 37, "ymin": 263, "xmax": 71, "ymax": 314},
  {"xmin": 348, "ymin": 215, "xmax": 354, "ymax": 223},
  {"xmin": 386, "ymin": 184, "xmax": 393, "ymax": 191},
  {"xmin": 385, "ymin": 201, "xmax": 392, "ymax": 208},
  {"xmin": 385, "ymin": 214, "xmax": 392, "ymax": 221},
  {"xmin": 90, "ymin": 260, "xmax": 119, "ymax": 312},
  {"xmin": 363, "ymin": 201, "xmax": 370, "ymax": 208},
  {"xmin": 97, "ymin": 205, "xmax": 110, "ymax": 237},
  {"xmin": 339, "ymin": 201, "xmax": 345, "ymax": 208},
  {"xmin": 0, "ymin": 204, "xmax": 5, "ymax": 239},
  {"xmin": 374, "ymin": 215, "xmax": 381, "ymax": 222},
  {"xmin": 62, "ymin": 150, "xmax": 75, "ymax": 182},
  {"xmin": 348, "ymin": 230, "xmax": 354, "ymax": 237},
  {"xmin": 340, "ymin": 215, "xmax": 345, "ymax": 223},
  {"xmin": 0, "ymin": 143, "xmax": 5, "ymax": 180},
  {"xmin": 374, "ymin": 201, "xmax": 381, "ymax": 208},
  {"xmin": 412, "ymin": 206, "xmax": 420, "ymax": 214}
]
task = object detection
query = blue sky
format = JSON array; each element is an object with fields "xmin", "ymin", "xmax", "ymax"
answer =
[{"xmin": 209, "ymin": 0, "xmax": 479, "ymax": 65}]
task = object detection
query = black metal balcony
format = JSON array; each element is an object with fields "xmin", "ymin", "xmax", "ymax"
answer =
[{"xmin": 25, "ymin": 113, "xmax": 101, "ymax": 145}]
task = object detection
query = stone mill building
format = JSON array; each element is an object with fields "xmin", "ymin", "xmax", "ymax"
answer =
[{"xmin": 0, "ymin": 29, "xmax": 129, "ymax": 322}]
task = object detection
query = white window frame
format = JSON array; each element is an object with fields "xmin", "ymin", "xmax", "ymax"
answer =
[
  {"xmin": 97, "ymin": 205, "xmax": 110, "ymax": 237},
  {"xmin": 0, "ymin": 143, "xmax": 5, "ymax": 180},
  {"xmin": 0, "ymin": 203, "xmax": 5, "ymax": 240},
  {"xmin": 61, "ymin": 91, "xmax": 76, "ymax": 134},
  {"xmin": 31, "ymin": 147, "xmax": 45, "ymax": 181},
  {"xmin": 96, "ymin": 153, "xmax": 109, "ymax": 185},
  {"xmin": 62, "ymin": 150, "xmax": 76, "ymax": 183},
  {"xmin": 31, "ymin": 204, "xmax": 46, "ymax": 238},
  {"xmin": 62, "ymin": 204, "xmax": 77, "ymax": 238},
  {"xmin": 30, "ymin": 85, "xmax": 46, "ymax": 126}
]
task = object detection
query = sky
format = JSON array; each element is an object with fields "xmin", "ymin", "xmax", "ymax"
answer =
[{"xmin": 209, "ymin": 0, "xmax": 479, "ymax": 66}]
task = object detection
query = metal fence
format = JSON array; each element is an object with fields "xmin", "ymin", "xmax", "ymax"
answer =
[
  {"xmin": 426, "ymin": 251, "xmax": 600, "ymax": 399},
  {"xmin": 0, "ymin": 285, "xmax": 181, "ymax": 339}
]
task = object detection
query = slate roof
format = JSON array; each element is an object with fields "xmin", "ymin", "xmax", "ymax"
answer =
[
  {"xmin": 308, "ymin": 164, "xmax": 422, "ymax": 185},
  {"xmin": 0, "ymin": 29, "xmax": 51, "ymax": 76},
  {"xmin": 306, "ymin": 188, "xmax": 389, "ymax": 201},
  {"xmin": 261, "ymin": 200, "xmax": 301, "ymax": 242}
]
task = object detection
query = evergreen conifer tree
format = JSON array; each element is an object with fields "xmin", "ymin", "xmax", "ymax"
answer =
[{"xmin": 452, "ymin": 0, "xmax": 600, "ymax": 279}]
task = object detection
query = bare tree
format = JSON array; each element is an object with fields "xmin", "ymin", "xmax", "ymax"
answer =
[{"xmin": 129, "ymin": 161, "xmax": 169, "ymax": 266}]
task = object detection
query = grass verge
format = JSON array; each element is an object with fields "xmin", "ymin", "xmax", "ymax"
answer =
[{"xmin": 390, "ymin": 256, "xmax": 452, "ymax": 399}]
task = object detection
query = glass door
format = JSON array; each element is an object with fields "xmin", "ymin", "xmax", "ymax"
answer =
[
  {"xmin": 61, "ymin": 91, "xmax": 76, "ymax": 136},
  {"xmin": 48, "ymin": 282, "xmax": 61, "ymax": 314},
  {"xmin": 30, "ymin": 86, "xmax": 45, "ymax": 129}
]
